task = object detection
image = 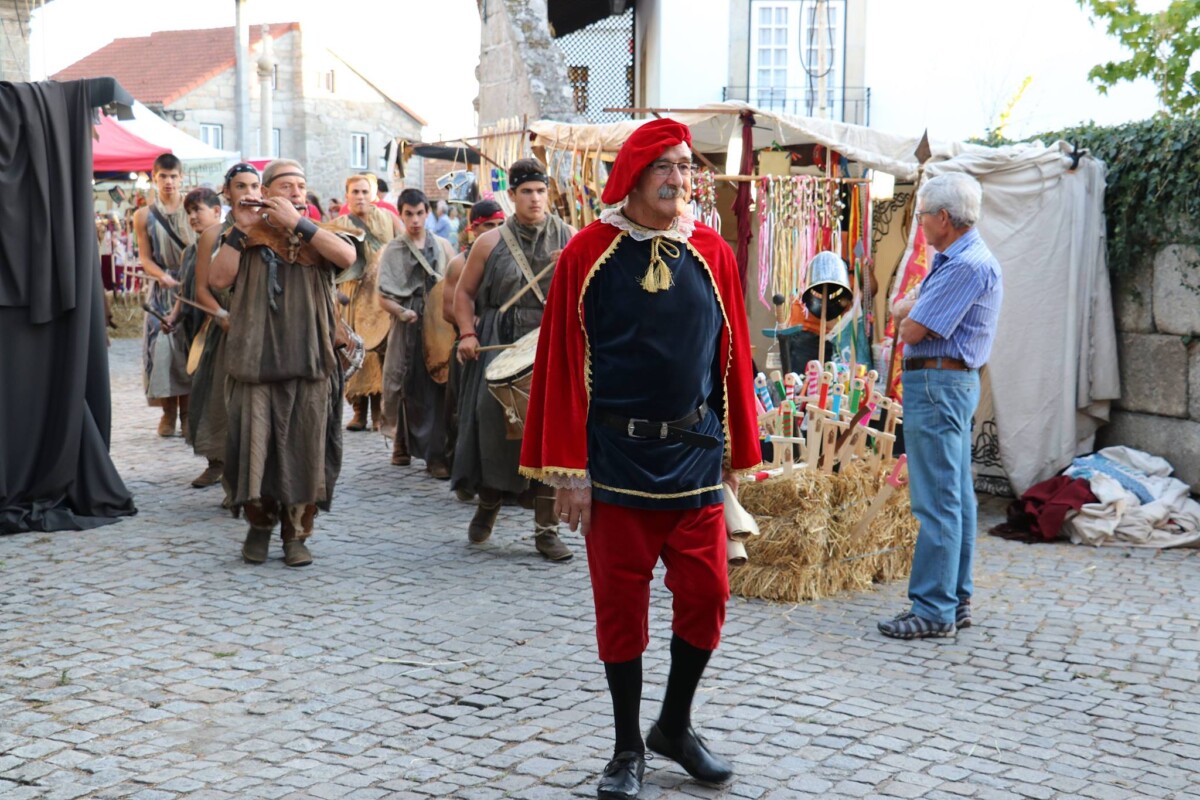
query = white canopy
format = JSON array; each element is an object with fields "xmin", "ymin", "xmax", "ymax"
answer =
[
  {"xmin": 118, "ymin": 101, "xmax": 240, "ymax": 181},
  {"xmin": 530, "ymin": 103, "xmax": 1121, "ymax": 494}
]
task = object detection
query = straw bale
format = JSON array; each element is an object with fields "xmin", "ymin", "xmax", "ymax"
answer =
[{"xmin": 730, "ymin": 461, "xmax": 919, "ymax": 604}]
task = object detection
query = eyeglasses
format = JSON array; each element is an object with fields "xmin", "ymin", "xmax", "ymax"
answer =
[
  {"xmin": 915, "ymin": 208, "xmax": 943, "ymax": 220},
  {"xmin": 650, "ymin": 161, "xmax": 694, "ymax": 177}
]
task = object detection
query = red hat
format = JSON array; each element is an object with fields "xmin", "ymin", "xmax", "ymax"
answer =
[{"xmin": 601, "ymin": 118, "xmax": 692, "ymax": 205}]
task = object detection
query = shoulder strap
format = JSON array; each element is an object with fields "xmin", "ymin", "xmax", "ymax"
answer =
[
  {"xmin": 148, "ymin": 205, "xmax": 187, "ymax": 251},
  {"xmin": 402, "ymin": 236, "xmax": 440, "ymax": 279},
  {"xmin": 498, "ymin": 224, "xmax": 545, "ymax": 305}
]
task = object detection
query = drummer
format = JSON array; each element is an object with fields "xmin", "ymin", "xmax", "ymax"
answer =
[
  {"xmin": 453, "ymin": 159, "xmax": 575, "ymax": 561},
  {"xmin": 442, "ymin": 199, "xmax": 506, "ymax": 498},
  {"xmin": 334, "ymin": 173, "xmax": 403, "ymax": 433},
  {"xmin": 376, "ymin": 188, "xmax": 457, "ymax": 477}
]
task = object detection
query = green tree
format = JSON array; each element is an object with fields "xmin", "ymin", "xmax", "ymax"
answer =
[{"xmin": 1077, "ymin": 0, "xmax": 1200, "ymax": 115}]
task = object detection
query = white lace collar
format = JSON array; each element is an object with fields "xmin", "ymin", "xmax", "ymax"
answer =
[{"xmin": 600, "ymin": 204, "xmax": 695, "ymax": 243}]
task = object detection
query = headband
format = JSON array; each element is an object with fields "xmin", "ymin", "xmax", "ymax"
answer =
[
  {"xmin": 223, "ymin": 163, "xmax": 259, "ymax": 183},
  {"xmin": 265, "ymin": 171, "xmax": 305, "ymax": 186},
  {"xmin": 470, "ymin": 210, "xmax": 506, "ymax": 228},
  {"xmin": 510, "ymin": 171, "xmax": 549, "ymax": 189}
]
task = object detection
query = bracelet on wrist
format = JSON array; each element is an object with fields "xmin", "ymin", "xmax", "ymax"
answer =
[
  {"xmin": 293, "ymin": 217, "xmax": 318, "ymax": 244},
  {"xmin": 458, "ymin": 332, "xmax": 477, "ymax": 342},
  {"xmin": 223, "ymin": 227, "xmax": 247, "ymax": 252}
]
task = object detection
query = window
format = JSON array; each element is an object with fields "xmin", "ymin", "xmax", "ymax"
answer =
[
  {"xmin": 568, "ymin": 66, "xmax": 590, "ymax": 114},
  {"xmin": 749, "ymin": 0, "xmax": 846, "ymax": 119},
  {"xmin": 350, "ymin": 133, "xmax": 368, "ymax": 169},
  {"xmin": 199, "ymin": 123, "xmax": 223, "ymax": 150},
  {"xmin": 324, "ymin": 69, "xmax": 336, "ymax": 93}
]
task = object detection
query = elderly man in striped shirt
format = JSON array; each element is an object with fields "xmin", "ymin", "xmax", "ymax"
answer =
[{"xmin": 879, "ymin": 172, "xmax": 1003, "ymax": 639}]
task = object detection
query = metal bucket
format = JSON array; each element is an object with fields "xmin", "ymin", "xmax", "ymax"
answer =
[{"xmin": 801, "ymin": 251, "xmax": 852, "ymax": 319}]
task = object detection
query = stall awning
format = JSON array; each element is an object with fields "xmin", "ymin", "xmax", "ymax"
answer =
[{"xmin": 92, "ymin": 113, "xmax": 170, "ymax": 173}]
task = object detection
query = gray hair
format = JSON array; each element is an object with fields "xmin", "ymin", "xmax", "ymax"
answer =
[{"xmin": 917, "ymin": 172, "xmax": 982, "ymax": 229}]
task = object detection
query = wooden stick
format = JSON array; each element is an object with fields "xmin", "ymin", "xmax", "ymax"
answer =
[
  {"xmin": 476, "ymin": 343, "xmax": 516, "ymax": 353},
  {"xmin": 141, "ymin": 302, "xmax": 169, "ymax": 325},
  {"xmin": 498, "ymin": 260, "xmax": 556, "ymax": 314},
  {"xmin": 847, "ymin": 455, "xmax": 908, "ymax": 545}
]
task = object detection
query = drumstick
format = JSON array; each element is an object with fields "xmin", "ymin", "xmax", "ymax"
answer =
[
  {"xmin": 476, "ymin": 343, "xmax": 516, "ymax": 353},
  {"xmin": 141, "ymin": 302, "xmax": 170, "ymax": 325},
  {"xmin": 498, "ymin": 260, "xmax": 556, "ymax": 315},
  {"xmin": 174, "ymin": 294, "xmax": 224, "ymax": 317}
]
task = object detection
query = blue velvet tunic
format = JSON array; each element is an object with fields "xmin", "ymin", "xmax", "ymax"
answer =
[{"xmin": 583, "ymin": 235, "xmax": 725, "ymax": 509}]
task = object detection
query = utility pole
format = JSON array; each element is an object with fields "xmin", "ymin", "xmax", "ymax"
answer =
[
  {"xmin": 234, "ymin": 0, "xmax": 250, "ymax": 156},
  {"xmin": 257, "ymin": 24, "xmax": 275, "ymax": 157},
  {"xmin": 816, "ymin": 0, "xmax": 828, "ymax": 119}
]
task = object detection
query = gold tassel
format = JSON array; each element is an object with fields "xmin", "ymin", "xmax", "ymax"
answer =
[{"xmin": 639, "ymin": 237, "xmax": 680, "ymax": 293}]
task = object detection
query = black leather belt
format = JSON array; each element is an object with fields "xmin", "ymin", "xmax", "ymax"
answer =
[
  {"xmin": 903, "ymin": 357, "xmax": 973, "ymax": 372},
  {"xmin": 596, "ymin": 404, "xmax": 720, "ymax": 450}
]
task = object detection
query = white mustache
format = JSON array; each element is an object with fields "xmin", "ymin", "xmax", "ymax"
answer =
[{"xmin": 657, "ymin": 186, "xmax": 683, "ymax": 199}]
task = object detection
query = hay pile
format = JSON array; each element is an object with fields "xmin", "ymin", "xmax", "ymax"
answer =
[{"xmin": 730, "ymin": 462, "xmax": 918, "ymax": 603}]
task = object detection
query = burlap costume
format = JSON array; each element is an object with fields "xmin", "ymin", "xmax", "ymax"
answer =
[
  {"xmin": 222, "ymin": 238, "xmax": 344, "ymax": 533},
  {"xmin": 451, "ymin": 215, "xmax": 571, "ymax": 495},
  {"xmin": 377, "ymin": 233, "xmax": 451, "ymax": 468},
  {"xmin": 333, "ymin": 206, "xmax": 396, "ymax": 401},
  {"xmin": 142, "ymin": 200, "xmax": 195, "ymax": 402}
]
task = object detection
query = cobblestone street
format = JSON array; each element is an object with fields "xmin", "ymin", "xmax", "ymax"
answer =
[{"xmin": 2, "ymin": 339, "xmax": 1199, "ymax": 799}]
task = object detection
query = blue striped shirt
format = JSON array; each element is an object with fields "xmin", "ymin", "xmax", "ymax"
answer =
[{"xmin": 906, "ymin": 227, "xmax": 1002, "ymax": 368}]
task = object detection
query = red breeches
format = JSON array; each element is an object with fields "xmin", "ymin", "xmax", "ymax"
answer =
[{"xmin": 585, "ymin": 500, "xmax": 728, "ymax": 663}]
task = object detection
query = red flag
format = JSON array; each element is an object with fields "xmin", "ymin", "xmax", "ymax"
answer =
[{"xmin": 885, "ymin": 226, "xmax": 931, "ymax": 401}]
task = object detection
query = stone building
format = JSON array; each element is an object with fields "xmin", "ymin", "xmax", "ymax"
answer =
[
  {"xmin": 476, "ymin": 0, "xmax": 869, "ymax": 126},
  {"xmin": 53, "ymin": 22, "xmax": 424, "ymax": 204},
  {"xmin": 0, "ymin": 0, "xmax": 34, "ymax": 81}
]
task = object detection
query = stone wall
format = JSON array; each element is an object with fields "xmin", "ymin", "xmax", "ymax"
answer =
[
  {"xmin": 1098, "ymin": 242, "xmax": 1200, "ymax": 490},
  {"xmin": 476, "ymin": 0, "xmax": 580, "ymax": 126},
  {"xmin": 0, "ymin": 1, "xmax": 30, "ymax": 81}
]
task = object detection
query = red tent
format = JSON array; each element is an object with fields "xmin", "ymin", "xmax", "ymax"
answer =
[{"xmin": 92, "ymin": 113, "xmax": 170, "ymax": 173}]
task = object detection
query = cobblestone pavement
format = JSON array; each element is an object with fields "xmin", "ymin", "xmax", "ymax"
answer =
[{"xmin": 3, "ymin": 339, "xmax": 1200, "ymax": 800}]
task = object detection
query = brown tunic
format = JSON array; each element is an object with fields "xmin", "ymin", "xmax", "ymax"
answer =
[
  {"xmin": 334, "ymin": 207, "xmax": 396, "ymax": 400},
  {"xmin": 223, "ymin": 243, "xmax": 343, "ymax": 509}
]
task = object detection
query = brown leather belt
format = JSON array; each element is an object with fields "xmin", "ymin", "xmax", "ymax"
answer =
[{"xmin": 903, "ymin": 357, "xmax": 972, "ymax": 372}]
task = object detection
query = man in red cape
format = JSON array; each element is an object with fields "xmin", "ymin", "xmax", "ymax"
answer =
[{"xmin": 519, "ymin": 118, "xmax": 760, "ymax": 798}]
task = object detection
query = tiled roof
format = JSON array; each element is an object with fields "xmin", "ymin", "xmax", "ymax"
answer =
[{"xmin": 52, "ymin": 23, "xmax": 301, "ymax": 106}]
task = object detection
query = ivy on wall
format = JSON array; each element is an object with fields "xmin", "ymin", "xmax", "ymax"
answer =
[{"xmin": 1022, "ymin": 116, "xmax": 1200, "ymax": 278}]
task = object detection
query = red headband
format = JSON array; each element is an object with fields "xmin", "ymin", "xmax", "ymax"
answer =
[{"xmin": 470, "ymin": 210, "xmax": 505, "ymax": 228}]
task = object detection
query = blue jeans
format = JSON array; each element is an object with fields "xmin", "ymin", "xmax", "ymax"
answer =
[{"xmin": 901, "ymin": 368, "xmax": 980, "ymax": 625}]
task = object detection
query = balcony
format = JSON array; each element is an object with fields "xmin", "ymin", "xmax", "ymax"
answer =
[{"xmin": 722, "ymin": 85, "xmax": 871, "ymax": 126}]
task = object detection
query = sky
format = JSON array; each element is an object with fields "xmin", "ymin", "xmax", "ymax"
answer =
[
  {"xmin": 863, "ymin": 0, "xmax": 1164, "ymax": 141},
  {"xmin": 28, "ymin": 0, "xmax": 1164, "ymax": 143},
  {"xmin": 29, "ymin": 0, "xmax": 483, "ymax": 140}
]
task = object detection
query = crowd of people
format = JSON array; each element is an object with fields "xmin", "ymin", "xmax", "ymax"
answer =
[{"xmin": 125, "ymin": 123, "xmax": 1000, "ymax": 799}]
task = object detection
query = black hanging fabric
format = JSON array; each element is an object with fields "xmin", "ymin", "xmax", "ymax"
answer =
[{"xmin": 0, "ymin": 79, "xmax": 137, "ymax": 533}]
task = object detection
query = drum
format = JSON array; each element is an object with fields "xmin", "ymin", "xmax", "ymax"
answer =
[
  {"xmin": 423, "ymin": 279, "xmax": 457, "ymax": 385},
  {"xmin": 485, "ymin": 327, "xmax": 539, "ymax": 440},
  {"xmin": 349, "ymin": 263, "xmax": 392, "ymax": 352}
]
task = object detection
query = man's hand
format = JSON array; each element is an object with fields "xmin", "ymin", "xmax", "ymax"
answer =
[
  {"xmin": 722, "ymin": 467, "xmax": 739, "ymax": 496},
  {"xmin": 457, "ymin": 336, "xmax": 480, "ymax": 362},
  {"xmin": 555, "ymin": 486, "xmax": 592, "ymax": 536},
  {"xmin": 402, "ymin": 308, "xmax": 418, "ymax": 324},
  {"xmin": 229, "ymin": 198, "xmax": 261, "ymax": 232},
  {"xmin": 891, "ymin": 296, "xmax": 915, "ymax": 324},
  {"xmin": 158, "ymin": 273, "xmax": 180, "ymax": 290},
  {"xmin": 159, "ymin": 317, "xmax": 175, "ymax": 334},
  {"xmin": 264, "ymin": 196, "xmax": 302, "ymax": 231},
  {"xmin": 216, "ymin": 315, "xmax": 230, "ymax": 333}
]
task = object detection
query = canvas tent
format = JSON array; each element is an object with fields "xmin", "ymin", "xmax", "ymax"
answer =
[
  {"xmin": 116, "ymin": 101, "xmax": 240, "ymax": 185},
  {"xmin": 92, "ymin": 112, "xmax": 170, "ymax": 173},
  {"xmin": 529, "ymin": 102, "xmax": 1120, "ymax": 495}
]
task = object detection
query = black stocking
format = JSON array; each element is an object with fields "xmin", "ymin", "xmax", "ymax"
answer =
[
  {"xmin": 604, "ymin": 656, "xmax": 644, "ymax": 756},
  {"xmin": 656, "ymin": 634, "xmax": 711, "ymax": 738}
]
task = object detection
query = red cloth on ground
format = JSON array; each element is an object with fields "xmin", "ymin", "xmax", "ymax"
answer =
[
  {"xmin": 1008, "ymin": 475, "xmax": 1098, "ymax": 541},
  {"xmin": 585, "ymin": 500, "xmax": 727, "ymax": 663}
]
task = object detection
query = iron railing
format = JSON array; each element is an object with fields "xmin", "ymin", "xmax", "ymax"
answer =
[{"xmin": 722, "ymin": 85, "xmax": 870, "ymax": 126}]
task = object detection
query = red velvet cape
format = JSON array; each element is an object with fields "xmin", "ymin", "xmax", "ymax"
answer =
[{"xmin": 519, "ymin": 219, "xmax": 761, "ymax": 482}]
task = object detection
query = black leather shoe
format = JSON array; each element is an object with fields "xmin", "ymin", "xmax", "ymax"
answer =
[
  {"xmin": 597, "ymin": 751, "xmax": 644, "ymax": 799},
  {"xmin": 646, "ymin": 723, "xmax": 733, "ymax": 785}
]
